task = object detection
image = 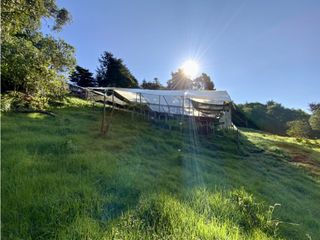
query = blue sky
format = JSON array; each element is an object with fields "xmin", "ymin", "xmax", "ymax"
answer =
[{"xmin": 50, "ymin": 0, "xmax": 320, "ymax": 110}]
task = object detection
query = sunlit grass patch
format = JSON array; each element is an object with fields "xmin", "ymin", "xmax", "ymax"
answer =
[
  {"xmin": 26, "ymin": 112, "xmax": 48, "ymax": 119},
  {"xmin": 242, "ymin": 128, "xmax": 320, "ymax": 179},
  {"xmin": 108, "ymin": 188, "xmax": 280, "ymax": 240}
]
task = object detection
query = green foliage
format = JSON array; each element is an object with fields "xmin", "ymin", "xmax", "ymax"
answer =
[
  {"xmin": 230, "ymin": 188, "xmax": 278, "ymax": 233},
  {"xmin": 70, "ymin": 65, "xmax": 96, "ymax": 87},
  {"xmin": 309, "ymin": 103, "xmax": 320, "ymax": 113},
  {"xmin": 286, "ymin": 120, "xmax": 312, "ymax": 138},
  {"xmin": 309, "ymin": 109, "xmax": 320, "ymax": 131},
  {"xmin": 167, "ymin": 68, "xmax": 193, "ymax": 89},
  {"xmin": 1, "ymin": 91, "xmax": 48, "ymax": 111},
  {"xmin": 96, "ymin": 51, "xmax": 138, "ymax": 88},
  {"xmin": 1, "ymin": 0, "xmax": 75, "ymax": 104},
  {"xmin": 58, "ymin": 96, "xmax": 95, "ymax": 108},
  {"xmin": 167, "ymin": 70, "xmax": 215, "ymax": 90},
  {"xmin": 141, "ymin": 78, "xmax": 163, "ymax": 89},
  {"xmin": 193, "ymin": 73, "xmax": 215, "ymax": 90},
  {"xmin": 237, "ymin": 101, "xmax": 309, "ymax": 135},
  {"xmin": 1, "ymin": 0, "xmax": 71, "ymax": 36},
  {"xmin": 232, "ymin": 104, "xmax": 260, "ymax": 129}
]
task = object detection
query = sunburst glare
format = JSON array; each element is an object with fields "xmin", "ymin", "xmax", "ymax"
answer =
[{"xmin": 181, "ymin": 59, "xmax": 199, "ymax": 78}]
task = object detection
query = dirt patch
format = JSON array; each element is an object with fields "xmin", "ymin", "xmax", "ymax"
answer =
[
  {"xmin": 276, "ymin": 142, "xmax": 320, "ymax": 177},
  {"xmin": 292, "ymin": 154, "xmax": 320, "ymax": 167}
]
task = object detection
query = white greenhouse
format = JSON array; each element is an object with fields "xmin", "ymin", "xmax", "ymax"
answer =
[{"xmin": 70, "ymin": 86, "xmax": 233, "ymax": 128}]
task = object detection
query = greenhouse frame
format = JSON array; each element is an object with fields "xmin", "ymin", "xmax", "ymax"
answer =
[{"xmin": 69, "ymin": 84, "xmax": 233, "ymax": 129}]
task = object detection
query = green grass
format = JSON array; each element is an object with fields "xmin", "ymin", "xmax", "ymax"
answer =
[{"xmin": 1, "ymin": 99, "xmax": 320, "ymax": 239}]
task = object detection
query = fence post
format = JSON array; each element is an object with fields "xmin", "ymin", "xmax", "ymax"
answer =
[
  {"xmin": 100, "ymin": 89, "xmax": 107, "ymax": 135},
  {"xmin": 158, "ymin": 95, "xmax": 161, "ymax": 120},
  {"xmin": 139, "ymin": 92, "xmax": 142, "ymax": 116}
]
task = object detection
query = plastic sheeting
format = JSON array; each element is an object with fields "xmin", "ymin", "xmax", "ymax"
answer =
[
  {"xmin": 88, "ymin": 90, "xmax": 127, "ymax": 105},
  {"xmin": 88, "ymin": 87, "xmax": 231, "ymax": 117}
]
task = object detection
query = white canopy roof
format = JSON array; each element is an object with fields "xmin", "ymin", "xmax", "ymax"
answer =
[{"xmin": 88, "ymin": 87, "xmax": 232, "ymax": 117}]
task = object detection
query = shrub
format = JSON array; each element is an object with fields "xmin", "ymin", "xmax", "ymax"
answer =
[
  {"xmin": 286, "ymin": 120, "xmax": 312, "ymax": 138},
  {"xmin": 230, "ymin": 188, "xmax": 279, "ymax": 234},
  {"xmin": 1, "ymin": 91, "xmax": 48, "ymax": 111},
  {"xmin": 309, "ymin": 109, "xmax": 320, "ymax": 132}
]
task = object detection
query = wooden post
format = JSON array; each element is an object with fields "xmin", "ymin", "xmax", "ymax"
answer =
[
  {"xmin": 100, "ymin": 89, "xmax": 107, "ymax": 134},
  {"xmin": 131, "ymin": 103, "xmax": 134, "ymax": 120},
  {"xmin": 158, "ymin": 95, "xmax": 161, "ymax": 120},
  {"xmin": 112, "ymin": 91, "xmax": 115, "ymax": 109},
  {"xmin": 236, "ymin": 128, "xmax": 240, "ymax": 152},
  {"xmin": 139, "ymin": 93, "xmax": 142, "ymax": 115},
  {"xmin": 85, "ymin": 89, "xmax": 89, "ymax": 99}
]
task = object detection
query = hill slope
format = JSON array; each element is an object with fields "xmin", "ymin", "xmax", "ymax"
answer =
[
  {"xmin": 232, "ymin": 102, "xmax": 309, "ymax": 135},
  {"xmin": 2, "ymin": 100, "xmax": 320, "ymax": 239}
]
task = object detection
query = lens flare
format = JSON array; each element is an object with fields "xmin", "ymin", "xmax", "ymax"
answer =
[{"xmin": 181, "ymin": 60, "xmax": 199, "ymax": 78}]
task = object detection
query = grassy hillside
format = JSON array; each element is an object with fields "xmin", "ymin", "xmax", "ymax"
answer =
[
  {"xmin": 233, "ymin": 102, "xmax": 309, "ymax": 135},
  {"xmin": 2, "ymin": 99, "xmax": 320, "ymax": 239}
]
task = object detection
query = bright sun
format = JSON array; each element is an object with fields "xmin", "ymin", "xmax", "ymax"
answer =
[{"xmin": 181, "ymin": 60, "xmax": 199, "ymax": 78}]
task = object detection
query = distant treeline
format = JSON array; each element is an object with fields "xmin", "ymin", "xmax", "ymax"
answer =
[{"xmin": 233, "ymin": 101, "xmax": 320, "ymax": 139}]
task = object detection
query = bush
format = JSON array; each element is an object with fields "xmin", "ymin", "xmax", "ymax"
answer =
[
  {"xmin": 230, "ymin": 188, "xmax": 278, "ymax": 233},
  {"xmin": 1, "ymin": 91, "xmax": 48, "ymax": 111},
  {"xmin": 286, "ymin": 120, "xmax": 312, "ymax": 138},
  {"xmin": 309, "ymin": 109, "xmax": 320, "ymax": 131}
]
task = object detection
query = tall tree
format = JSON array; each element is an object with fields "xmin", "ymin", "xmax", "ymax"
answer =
[
  {"xmin": 96, "ymin": 52, "xmax": 138, "ymax": 88},
  {"xmin": 141, "ymin": 77, "xmax": 163, "ymax": 89},
  {"xmin": 193, "ymin": 73, "xmax": 215, "ymax": 90},
  {"xmin": 167, "ymin": 70, "xmax": 215, "ymax": 90},
  {"xmin": 1, "ymin": 0, "xmax": 75, "ymax": 99},
  {"xmin": 167, "ymin": 69, "xmax": 192, "ymax": 90},
  {"xmin": 309, "ymin": 103, "xmax": 320, "ymax": 113},
  {"xmin": 308, "ymin": 103, "xmax": 320, "ymax": 134},
  {"xmin": 309, "ymin": 109, "xmax": 320, "ymax": 131},
  {"xmin": 70, "ymin": 66, "xmax": 96, "ymax": 87}
]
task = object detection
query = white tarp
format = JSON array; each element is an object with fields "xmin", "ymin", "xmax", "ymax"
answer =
[
  {"xmin": 78, "ymin": 86, "xmax": 233, "ymax": 127},
  {"xmin": 87, "ymin": 88, "xmax": 231, "ymax": 117}
]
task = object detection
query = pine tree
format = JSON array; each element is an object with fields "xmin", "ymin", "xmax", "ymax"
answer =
[
  {"xmin": 70, "ymin": 66, "xmax": 96, "ymax": 87},
  {"xmin": 141, "ymin": 77, "xmax": 163, "ymax": 89},
  {"xmin": 96, "ymin": 52, "xmax": 138, "ymax": 88}
]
